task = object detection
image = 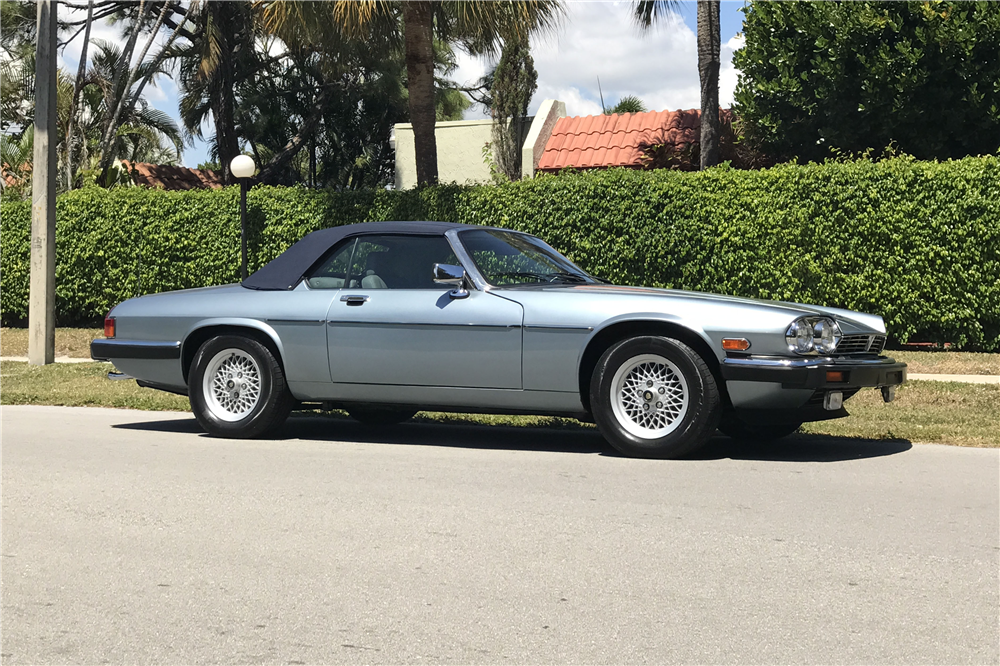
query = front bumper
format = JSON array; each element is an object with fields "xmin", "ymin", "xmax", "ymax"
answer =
[{"xmin": 721, "ymin": 355, "xmax": 907, "ymax": 389}]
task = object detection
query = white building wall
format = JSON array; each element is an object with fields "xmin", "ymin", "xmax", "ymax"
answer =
[{"xmin": 393, "ymin": 119, "xmax": 495, "ymax": 190}]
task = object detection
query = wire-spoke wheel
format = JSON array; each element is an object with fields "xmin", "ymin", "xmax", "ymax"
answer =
[
  {"xmin": 189, "ymin": 335, "xmax": 294, "ymax": 438},
  {"xmin": 591, "ymin": 336, "xmax": 720, "ymax": 459},
  {"xmin": 203, "ymin": 349, "xmax": 262, "ymax": 422},
  {"xmin": 610, "ymin": 354, "xmax": 690, "ymax": 438}
]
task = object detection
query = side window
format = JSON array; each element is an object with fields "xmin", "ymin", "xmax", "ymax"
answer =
[
  {"xmin": 305, "ymin": 238, "xmax": 356, "ymax": 289},
  {"xmin": 345, "ymin": 235, "xmax": 459, "ymax": 289}
]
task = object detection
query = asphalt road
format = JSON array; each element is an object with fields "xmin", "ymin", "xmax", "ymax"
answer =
[{"xmin": 2, "ymin": 405, "xmax": 997, "ymax": 665}]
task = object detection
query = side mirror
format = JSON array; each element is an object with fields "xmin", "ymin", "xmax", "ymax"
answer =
[{"xmin": 433, "ymin": 263, "xmax": 469, "ymax": 299}]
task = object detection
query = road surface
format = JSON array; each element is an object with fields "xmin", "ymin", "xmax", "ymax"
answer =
[{"xmin": 2, "ymin": 405, "xmax": 997, "ymax": 664}]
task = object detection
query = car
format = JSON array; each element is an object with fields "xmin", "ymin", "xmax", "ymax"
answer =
[{"xmin": 91, "ymin": 220, "xmax": 907, "ymax": 458}]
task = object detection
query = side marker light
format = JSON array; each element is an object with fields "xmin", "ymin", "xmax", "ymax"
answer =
[{"xmin": 722, "ymin": 338, "xmax": 750, "ymax": 351}]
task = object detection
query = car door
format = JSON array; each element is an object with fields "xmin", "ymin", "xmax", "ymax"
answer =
[{"xmin": 324, "ymin": 234, "xmax": 523, "ymax": 389}]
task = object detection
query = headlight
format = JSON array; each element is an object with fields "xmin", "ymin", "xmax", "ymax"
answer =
[
  {"xmin": 785, "ymin": 317, "xmax": 842, "ymax": 355},
  {"xmin": 785, "ymin": 319, "xmax": 814, "ymax": 353},
  {"xmin": 813, "ymin": 318, "xmax": 842, "ymax": 354}
]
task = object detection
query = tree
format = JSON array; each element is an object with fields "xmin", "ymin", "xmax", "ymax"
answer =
[
  {"xmin": 633, "ymin": 0, "xmax": 721, "ymax": 169},
  {"xmin": 733, "ymin": 1, "xmax": 1000, "ymax": 162},
  {"xmin": 606, "ymin": 95, "xmax": 647, "ymax": 115},
  {"xmin": 490, "ymin": 37, "xmax": 537, "ymax": 180},
  {"xmin": 264, "ymin": 1, "xmax": 563, "ymax": 186}
]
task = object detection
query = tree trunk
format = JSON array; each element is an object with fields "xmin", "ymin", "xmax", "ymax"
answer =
[
  {"xmin": 96, "ymin": 0, "xmax": 149, "ymax": 181},
  {"xmin": 213, "ymin": 2, "xmax": 241, "ymax": 185},
  {"xmin": 403, "ymin": 1, "xmax": 437, "ymax": 186},
  {"xmin": 697, "ymin": 0, "xmax": 720, "ymax": 170},
  {"xmin": 65, "ymin": 0, "xmax": 93, "ymax": 190},
  {"xmin": 257, "ymin": 87, "xmax": 331, "ymax": 184}
]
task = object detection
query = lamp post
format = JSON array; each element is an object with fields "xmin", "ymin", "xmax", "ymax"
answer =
[{"xmin": 230, "ymin": 155, "xmax": 256, "ymax": 281}]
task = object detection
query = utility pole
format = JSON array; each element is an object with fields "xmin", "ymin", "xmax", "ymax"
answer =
[{"xmin": 29, "ymin": 0, "xmax": 57, "ymax": 365}]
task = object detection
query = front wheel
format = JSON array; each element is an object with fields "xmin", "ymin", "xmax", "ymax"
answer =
[
  {"xmin": 189, "ymin": 335, "xmax": 294, "ymax": 438},
  {"xmin": 590, "ymin": 336, "xmax": 721, "ymax": 459}
]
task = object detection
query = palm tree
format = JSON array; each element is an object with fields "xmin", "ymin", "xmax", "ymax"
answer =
[
  {"xmin": 262, "ymin": 0, "xmax": 563, "ymax": 186},
  {"xmin": 633, "ymin": 0, "xmax": 721, "ymax": 169}
]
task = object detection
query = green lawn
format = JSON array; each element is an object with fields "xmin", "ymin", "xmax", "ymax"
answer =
[{"xmin": 2, "ymin": 360, "xmax": 996, "ymax": 448}]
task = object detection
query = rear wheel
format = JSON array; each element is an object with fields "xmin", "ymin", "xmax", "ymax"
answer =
[
  {"xmin": 590, "ymin": 336, "xmax": 721, "ymax": 458},
  {"xmin": 347, "ymin": 406, "xmax": 418, "ymax": 426},
  {"xmin": 189, "ymin": 335, "xmax": 294, "ymax": 438},
  {"xmin": 718, "ymin": 415, "xmax": 801, "ymax": 441}
]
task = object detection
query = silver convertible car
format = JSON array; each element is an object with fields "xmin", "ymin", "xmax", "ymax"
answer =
[{"xmin": 91, "ymin": 221, "xmax": 906, "ymax": 458}]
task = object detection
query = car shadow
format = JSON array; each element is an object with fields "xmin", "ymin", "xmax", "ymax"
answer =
[{"xmin": 113, "ymin": 413, "xmax": 912, "ymax": 462}]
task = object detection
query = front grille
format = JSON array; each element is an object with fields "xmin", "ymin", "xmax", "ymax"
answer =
[{"xmin": 836, "ymin": 334, "xmax": 886, "ymax": 355}]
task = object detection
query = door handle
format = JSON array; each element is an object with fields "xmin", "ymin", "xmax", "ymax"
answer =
[{"xmin": 340, "ymin": 294, "xmax": 369, "ymax": 306}]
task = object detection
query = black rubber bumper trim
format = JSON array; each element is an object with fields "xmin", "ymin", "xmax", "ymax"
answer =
[
  {"xmin": 91, "ymin": 339, "xmax": 181, "ymax": 361},
  {"xmin": 136, "ymin": 379, "xmax": 188, "ymax": 396},
  {"xmin": 721, "ymin": 357, "xmax": 908, "ymax": 389}
]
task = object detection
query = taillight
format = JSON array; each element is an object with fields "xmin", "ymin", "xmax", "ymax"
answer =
[{"xmin": 104, "ymin": 315, "xmax": 116, "ymax": 339}]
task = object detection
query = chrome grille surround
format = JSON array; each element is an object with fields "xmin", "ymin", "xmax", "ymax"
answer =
[{"xmin": 836, "ymin": 334, "xmax": 886, "ymax": 355}]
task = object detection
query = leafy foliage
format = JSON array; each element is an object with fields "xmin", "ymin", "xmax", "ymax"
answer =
[
  {"xmin": 490, "ymin": 37, "xmax": 538, "ymax": 181},
  {"xmin": 2, "ymin": 157, "xmax": 998, "ymax": 349},
  {"xmin": 606, "ymin": 95, "xmax": 647, "ymax": 115},
  {"xmin": 734, "ymin": 0, "xmax": 1000, "ymax": 162}
]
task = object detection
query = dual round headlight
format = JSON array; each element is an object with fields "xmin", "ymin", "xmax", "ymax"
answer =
[{"xmin": 785, "ymin": 317, "xmax": 842, "ymax": 354}]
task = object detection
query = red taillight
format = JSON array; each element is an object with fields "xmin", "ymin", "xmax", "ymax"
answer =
[{"xmin": 104, "ymin": 315, "xmax": 116, "ymax": 339}]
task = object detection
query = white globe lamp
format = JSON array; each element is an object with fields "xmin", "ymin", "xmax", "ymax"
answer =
[{"xmin": 230, "ymin": 155, "xmax": 256, "ymax": 281}]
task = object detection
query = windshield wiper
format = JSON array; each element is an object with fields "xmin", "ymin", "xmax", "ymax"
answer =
[{"xmin": 547, "ymin": 272, "xmax": 590, "ymax": 284}]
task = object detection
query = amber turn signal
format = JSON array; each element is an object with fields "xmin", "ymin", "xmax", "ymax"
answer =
[
  {"xmin": 722, "ymin": 338, "xmax": 750, "ymax": 351},
  {"xmin": 104, "ymin": 315, "xmax": 116, "ymax": 339},
  {"xmin": 826, "ymin": 371, "xmax": 845, "ymax": 383}
]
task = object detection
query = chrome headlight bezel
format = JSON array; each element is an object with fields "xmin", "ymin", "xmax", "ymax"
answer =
[{"xmin": 785, "ymin": 317, "xmax": 842, "ymax": 355}]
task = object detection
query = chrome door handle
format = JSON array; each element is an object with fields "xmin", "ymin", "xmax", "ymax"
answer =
[{"xmin": 340, "ymin": 295, "xmax": 369, "ymax": 306}]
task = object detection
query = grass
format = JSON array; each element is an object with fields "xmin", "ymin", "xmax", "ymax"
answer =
[
  {"xmin": 1, "ymin": 327, "xmax": 102, "ymax": 358},
  {"xmin": 2, "ymin": 360, "xmax": 997, "ymax": 448},
  {"xmin": 3, "ymin": 328, "xmax": 999, "ymax": 375},
  {"xmin": 888, "ymin": 350, "xmax": 1000, "ymax": 375}
]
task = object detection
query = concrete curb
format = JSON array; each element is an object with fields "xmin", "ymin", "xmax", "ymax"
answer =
[
  {"xmin": 0, "ymin": 356, "xmax": 106, "ymax": 364},
  {"xmin": 908, "ymin": 373, "xmax": 1000, "ymax": 384}
]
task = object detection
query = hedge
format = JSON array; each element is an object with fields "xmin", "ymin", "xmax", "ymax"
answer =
[{"xmin": 2, "ymin": 155, "xmax": 998, "ymax": 349}]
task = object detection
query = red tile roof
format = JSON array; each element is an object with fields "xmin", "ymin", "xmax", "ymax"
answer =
[
  {"xmin": 537, "ymin": 109, "xmax": 703, "ymax": 172},
  {"xmin": 122, "ymin": 160, "xmax": 224, "ymax": 190}
]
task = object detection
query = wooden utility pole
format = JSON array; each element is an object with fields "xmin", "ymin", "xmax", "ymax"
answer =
[{"xmin": 29, "ymin": 0, "xmax": 57, "ymax": 365}]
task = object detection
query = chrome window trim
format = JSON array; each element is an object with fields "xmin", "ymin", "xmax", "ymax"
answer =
[{"xmin": 445, "ymin": 228, "xmax": 488, "ymax": 292}]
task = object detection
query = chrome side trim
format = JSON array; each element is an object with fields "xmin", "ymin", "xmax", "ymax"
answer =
[
  {"xmin": 524, "ymin": 325, "xmax": 594, "ymax": 332},
  {"xmin": 327, "ymin": 321, "xmax": 520, "ymax": 329},
  {"xmin": 265, "ymin": 319, "xmax": 325, "ymax": 325}
]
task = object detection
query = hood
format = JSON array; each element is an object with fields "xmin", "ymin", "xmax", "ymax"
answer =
[{"xmin": 518, "ymin": 283, "xmax": 885, "ymax": 332}]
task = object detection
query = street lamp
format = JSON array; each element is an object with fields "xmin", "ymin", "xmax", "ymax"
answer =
[{"xmin": 230, "ymin": 154, "xmax": 256, "ymax": 281}]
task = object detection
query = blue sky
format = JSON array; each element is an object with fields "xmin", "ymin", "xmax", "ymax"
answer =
[{"xmin": 59, "ymin": 1, "xmax": 747, "ymax": 169}]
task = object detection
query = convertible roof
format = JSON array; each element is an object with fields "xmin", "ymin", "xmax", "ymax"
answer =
[{"xmin": 241, "ymin": 220, "xmax": 475, "ymax": 290}]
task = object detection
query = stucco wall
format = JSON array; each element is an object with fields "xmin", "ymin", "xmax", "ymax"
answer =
[{"xmin": 393, "ymin": 119, "xmax": 495, "ymax": 190}]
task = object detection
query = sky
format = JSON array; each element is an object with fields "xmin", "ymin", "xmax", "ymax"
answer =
[{"xmin": 57, "ymin": 1, "xmax": 747, "ymax": 168}]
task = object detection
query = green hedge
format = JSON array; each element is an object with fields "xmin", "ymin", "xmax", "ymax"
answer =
[{"xmin": 2, "ymin": 156, "xmax": 999, "ymax": 349}]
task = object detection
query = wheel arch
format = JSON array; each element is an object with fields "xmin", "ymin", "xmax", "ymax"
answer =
[
  {"xmin": 181, "ymin": 319, "xmax": 286, "ymax": 384},
  {"xmin": 578, "ymin": 318, "xmax": 729, "ymax": 414}
]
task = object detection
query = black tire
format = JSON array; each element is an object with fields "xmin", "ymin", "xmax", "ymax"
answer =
[
  {"xmin": 718, "ymin": 415, "xmax": 801, "ymax": 442},
  {"xmin": 189, "ymin": 335, "xmax": 294, "ymax": 438},
  {"xmin": 347, "ymin": 406, "xmax": 418, "ymax": 426},
  {"xmin": 590, "ymin": 336, "xmax": 721, "ymax": 459}
]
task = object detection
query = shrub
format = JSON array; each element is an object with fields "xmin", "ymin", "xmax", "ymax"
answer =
[{"xmin": 2, "ymin": 156, "xmax": 998, "ymax": 349}]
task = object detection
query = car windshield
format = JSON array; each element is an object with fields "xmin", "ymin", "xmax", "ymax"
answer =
[{"xmin": 458, "ymin": 229, "xmax": 600, "ymax": 287}]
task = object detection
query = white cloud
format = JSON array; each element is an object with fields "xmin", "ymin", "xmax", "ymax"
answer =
[{"xmin": 451, "ymin": 1, "xmax": 743, "ymax": 120}]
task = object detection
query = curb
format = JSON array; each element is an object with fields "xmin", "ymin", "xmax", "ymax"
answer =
[{"xmin": 1, "ymin": 356, "xmax": 106, "ymax": 364}]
